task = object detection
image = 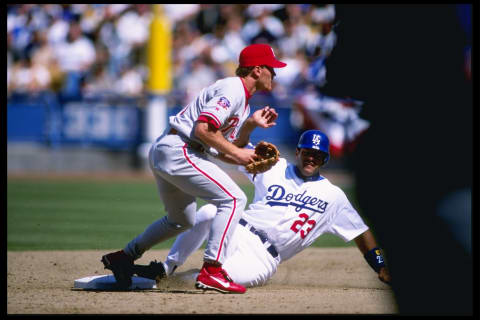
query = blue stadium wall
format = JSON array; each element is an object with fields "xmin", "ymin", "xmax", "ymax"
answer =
[{"xmin": 7, "ymin": 92, "xmax": 301, "ymax": 151}]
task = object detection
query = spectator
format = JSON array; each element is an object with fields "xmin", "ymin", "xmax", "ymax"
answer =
[
  {"xmin": 277, "ymin": 18, "xmax": 310, "ymax": 59},
  {"xmin": 8, "ymin": 58, "xmax": 29, "ymax": 93},
  {"xmin": 115, "ymin": 5, "xmax": 152, "ymax": 51},
  {"xmin": 30, "ymin": 30, "xmax": 63, "ymax": 91},
  {"xmin": 177, "ymin": 56, "xmax": 217, "ymax": 105},
  {"xmin": 309, "ymin": 4, "xmax": 336, "ymax": 24},
  {"xmin": 8, "ymin": 5, "xmax": 35, "ymax": 61},
  {"xmin": 163, "ymin": 4, "xmax": 200, "ymax": 26},
  {"xmin": 303, "ymin": 21, "xmax": 337, "ymax": 88},
  {"xmin": 114, "ymin": 64, "xmax": 145, "ymax": 97},
  {"xmin": 26, "ymin": 5, "xmax": 51, "ymax": 32},
  {"xmin": 241, "ymin": 5, "xmax": 285, "ymax": 44},
  {"xmin": 82, "ymin": 64, "xmax": 115, "ymax": 96},
  {"xmin": 209, "ymin": 16, "xmax": 246, "ymax": 68},
  {"xmin": 194, "ymin": 4, "xmax": 222, "ymax": 34},
  {"xmin": 55, "ymin": 21, "xmax": 96, "ymax": 99},
  {"xmin": 8, "ymin": 57, "xmax": 51, "ymax": 93},
  {"xmin": 305, "ymin": 21, "xmax": 337, "ymax": 59},
  {"xmin": 46, "ymin": 6, "xmax": 70, "ymax": 46},
  {"xmin": 97, "ymin": 6, "xmax": 126, "ymax": 78},
  {"xmin": 175, "ymin": 21, "xmax": 210, "ymax": 69},
  {"xmin": 273, "ymin": 51, "xmax": 308, "ymax": 100},
  {"xmin": 79, "ymin": 4, "xmax": 105, "ymax": 38}
]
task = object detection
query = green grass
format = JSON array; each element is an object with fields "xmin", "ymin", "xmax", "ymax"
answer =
[{"xmin": 7, "ymin": 177, "xmax": 356, "ymax": 251}]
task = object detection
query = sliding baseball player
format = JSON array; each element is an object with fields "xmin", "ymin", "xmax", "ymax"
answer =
[{"xmin": 135, "ymin": 130, "xmax": 391, "ymax": 289}]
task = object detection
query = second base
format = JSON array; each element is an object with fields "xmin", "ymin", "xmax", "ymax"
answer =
[{"xmin": 74, "ymin": 275, "xmax": 157, "ymax": 290}]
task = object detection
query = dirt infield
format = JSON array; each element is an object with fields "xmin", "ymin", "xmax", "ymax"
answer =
[{"xmin": 7, "ymin": 247, "xmax": 398, "ymax": 314}]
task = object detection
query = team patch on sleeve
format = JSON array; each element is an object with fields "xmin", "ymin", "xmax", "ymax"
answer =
[{"xmin": 216, "ymin": 97, "xmax": 231, "ymax": 110}]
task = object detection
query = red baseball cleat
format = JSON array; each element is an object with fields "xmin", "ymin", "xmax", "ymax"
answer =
[{"xmin": 195, "ymin": 263, "xmax": 246, "ymax": 294}]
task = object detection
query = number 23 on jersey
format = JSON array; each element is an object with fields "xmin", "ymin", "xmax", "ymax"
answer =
[{"xmin": 290, "ymin": 213, "xmax": 316, "ymax": 239}]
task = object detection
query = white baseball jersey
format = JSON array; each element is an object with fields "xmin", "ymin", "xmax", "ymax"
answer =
[
  {"xmin": 169, "ymin": 76, "xmax": 251, "ymax": 150},
  {"xmin": 163, "ymin": 158, "xmax": 369, "ymax": 287},
  {"xmin": 241, "ymin": 158, "xmax": 369, "ymax": 262}
]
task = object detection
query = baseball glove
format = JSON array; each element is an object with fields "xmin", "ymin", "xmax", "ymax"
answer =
[{"xmin": 245, "ymin": 141, "xmax": 280, "ymax": 174}]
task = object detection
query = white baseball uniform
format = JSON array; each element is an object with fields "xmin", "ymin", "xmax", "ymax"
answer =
[
  {"xmin": 124, "ymin": 76, "xmax": 253, "ymax": 264},
  {"xmin": 163, "ymin": 158, "xmax": 369, "ymax": 287}
]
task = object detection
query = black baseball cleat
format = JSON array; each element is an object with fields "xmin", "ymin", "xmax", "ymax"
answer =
[
  {"xmin": 101, "ymin": 250, "xmax": 134, "ymax": 289},
  {"xmin": 132, "ymin": 260, "xmax": 167, "ymax": 282}
]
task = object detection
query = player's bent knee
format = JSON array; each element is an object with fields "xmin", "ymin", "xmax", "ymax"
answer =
[
  {"xmin": 211, "ymin": 190, "xmax": 247, "ymax": 213},
  {"xmin": 167, "ymin": 215, "xmax": 195, "ymax": 231},
  {"xmin": 224, "ymin": 192, "xmax": 247, "ymax": 213},
  {"xmin": 235, "ymin": 191, "xmax": 248, "ymax": 210}
]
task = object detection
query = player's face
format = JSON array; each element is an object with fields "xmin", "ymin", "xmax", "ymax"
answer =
[
  {"xmin": 295, "ymin": 148, "xmax": 324, "ymax": 177},
  {"xmin": 257, "ymin": 65, "xmax": 276, "ymax": 91}
]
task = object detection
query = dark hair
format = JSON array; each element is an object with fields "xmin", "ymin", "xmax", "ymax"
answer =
[{"xmin": 235, "ymin": 66, "xmax": 255, "ymax": 77}]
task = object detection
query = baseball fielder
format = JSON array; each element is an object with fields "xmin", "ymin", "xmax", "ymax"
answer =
[
  {"xmin": 101, "ymin": 44, "xmax": 287, "ymax": 293},
  {"xmin": 148, "ymin": 130, "xmax": 391, "ymax": 288}
]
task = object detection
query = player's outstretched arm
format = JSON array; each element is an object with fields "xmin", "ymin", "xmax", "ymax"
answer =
[
  {"xmin": 216, "ymin": 153, "xmax": 244, "ymax": 165},
  {"xmin": 354, "ymin": 230, "xmax": 391, "ymax": 285}
]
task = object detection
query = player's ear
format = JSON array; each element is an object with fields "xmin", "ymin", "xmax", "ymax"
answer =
[
  {"xmin": 251, "ymin": 65, "xmax": 262, "ymax": 79},
  {"xmin": 321, "ymin": 151, "xmax": 329, "ymax": 166}
]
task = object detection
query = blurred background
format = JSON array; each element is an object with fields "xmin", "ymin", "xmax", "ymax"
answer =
[
  {"xmin": 7, "ymin": 3, "xmax": 373, "ymax": 174},
  {"xmin": 7, "ymin": 4, "xmax": 472, "ymax": 174}
]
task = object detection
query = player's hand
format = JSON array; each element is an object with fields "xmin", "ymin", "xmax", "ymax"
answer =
[
  {"xmin": 251, "ymin": 106, "xmax": 278, "ymax": 128},
  {"xmin": 378, "ymin": 267, "xmax": 391, "ymax": 285},
  {"xmin": 232, "ymin": 148, "xmax": 259, "ymax": 166}
]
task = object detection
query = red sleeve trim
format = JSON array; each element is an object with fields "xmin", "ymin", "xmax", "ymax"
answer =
[{"xmin": 198, "ymin": 115, "xmax": 221, "ymax": 129}]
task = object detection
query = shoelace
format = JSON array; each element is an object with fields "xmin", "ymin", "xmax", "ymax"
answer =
[{"xmin": 220, "ymin": 269, "xmax": 233, "ymax": 282}]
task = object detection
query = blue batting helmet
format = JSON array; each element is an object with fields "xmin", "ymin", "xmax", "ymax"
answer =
[{"xmin": 297, "ymin": 130, "xmax": 330, "ymax": 164}]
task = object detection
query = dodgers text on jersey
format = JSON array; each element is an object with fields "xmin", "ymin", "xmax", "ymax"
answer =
[{"xmin": 265, "ymin": 185, "xmax": 329, "ymax": 213}]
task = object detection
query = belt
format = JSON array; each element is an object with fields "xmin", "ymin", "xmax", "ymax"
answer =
[
  {"xmin": 239, "ymin": 218, "xmax": 279, "ymax": 258},
  {"xmin": 168, "ymin": 128, "xmax": 205, "ymax": 152}
]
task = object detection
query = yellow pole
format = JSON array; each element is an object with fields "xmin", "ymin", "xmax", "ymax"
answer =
[
  {"xmin": 141, "ymin": 4, "xmax": 172, "ymax": 160},
  {"xmin": 147, "ymin": 4, "xmax": 172, "ymax": 94}
]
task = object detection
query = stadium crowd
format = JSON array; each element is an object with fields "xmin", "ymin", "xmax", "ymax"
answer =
[{"xmin": 7, "ymin": 4, "xmax": 337, "ymax": 104}]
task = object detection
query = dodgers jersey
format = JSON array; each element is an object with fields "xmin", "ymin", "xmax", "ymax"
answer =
[
  {"xmin": 240, "ymin": 158, "xmax": 369, "ymax": 262},
  {"xmin": 169, "ymin": 77, "xmax": 251, "ymax": 149}
]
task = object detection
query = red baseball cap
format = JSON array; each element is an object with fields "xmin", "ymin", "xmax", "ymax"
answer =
[{"xmin": 239, "ymin": 44, "xmax": 287, "ymax": 68}]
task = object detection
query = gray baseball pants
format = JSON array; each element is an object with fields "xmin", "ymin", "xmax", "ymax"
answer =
[{"xmin": 124, "ymin": 131, "xmax": 247, "ymax": 265}]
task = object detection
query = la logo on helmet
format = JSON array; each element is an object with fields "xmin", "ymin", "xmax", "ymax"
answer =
[{"xmin": 312, "ymin": 134, "xmax": 321, "ymax": 146}]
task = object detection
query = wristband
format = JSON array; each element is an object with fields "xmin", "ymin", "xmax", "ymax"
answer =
[{"xmin": 364, "ymin": 247, "xmax": 385, "ymax": 273}]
